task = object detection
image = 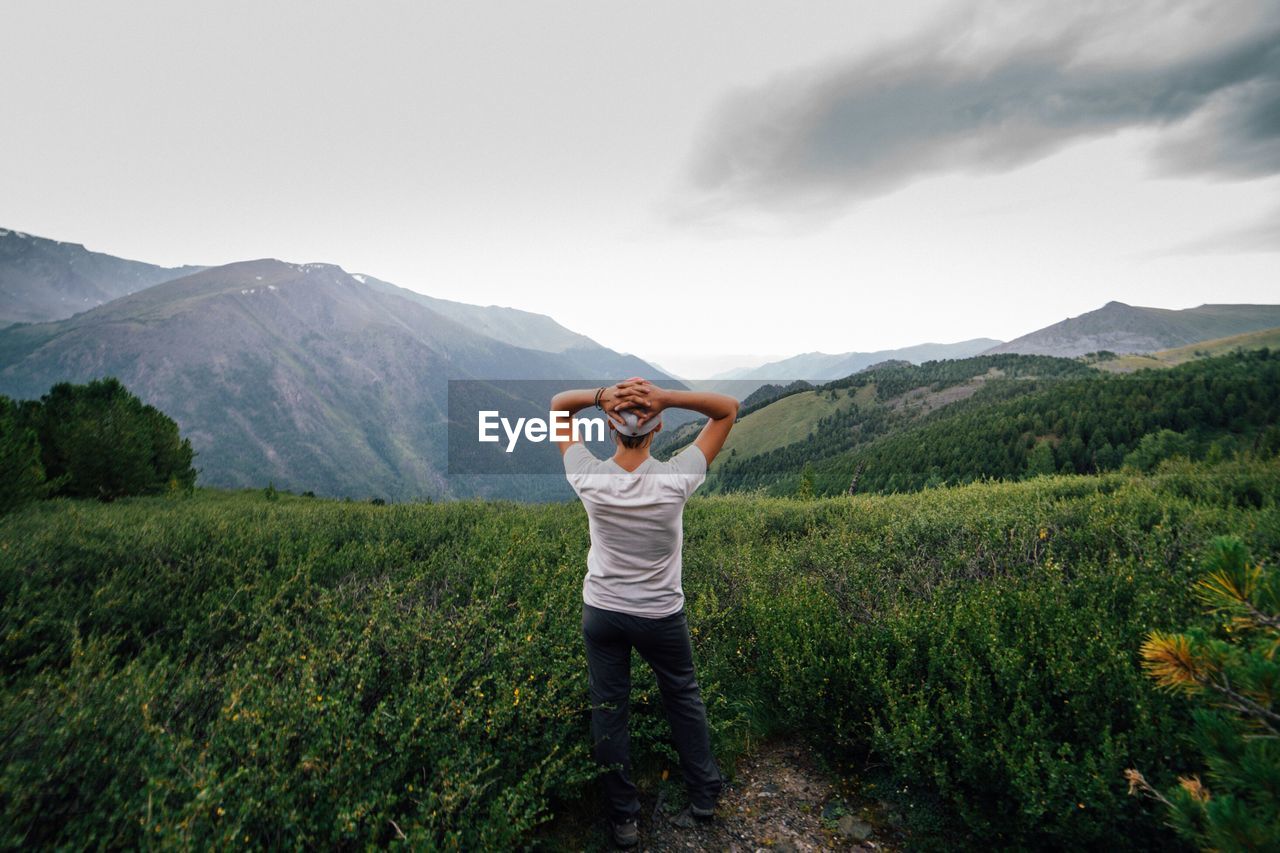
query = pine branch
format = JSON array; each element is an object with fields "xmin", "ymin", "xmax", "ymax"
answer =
[{"xmin": 1207, "ymin": 670, "xmax": 1280, "ymax": 737}]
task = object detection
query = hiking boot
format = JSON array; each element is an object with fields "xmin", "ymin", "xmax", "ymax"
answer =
[
  {"xmin": 610, "ymin": 817, "xmax": 639, "ymax": 848},
  {"xmin": 668, "ymin": 803, "xmax": 716, "ymax": 828}
]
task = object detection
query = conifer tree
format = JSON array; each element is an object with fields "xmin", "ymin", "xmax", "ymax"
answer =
[{"xmin": 1126, "ymin": 537, "xmax": 1280, "ymax": 849}]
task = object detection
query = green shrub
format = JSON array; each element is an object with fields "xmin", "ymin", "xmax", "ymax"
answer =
[{"xmin": 0, "ymin": 458, "xmax": 1276, "ymax": 848}]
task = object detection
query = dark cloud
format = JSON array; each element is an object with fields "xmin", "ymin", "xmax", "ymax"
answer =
[{"xmin": 678, "ymin": 2, "xmax": 1280, "ymax": 223}]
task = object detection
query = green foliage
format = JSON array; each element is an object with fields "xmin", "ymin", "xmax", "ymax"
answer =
[
  {"xmin": 1124, "ymin": 429, "xmax": 1194, "ymax": 472},
  {"xmin": 1, "ymin": 458, "xmax": 1276, "ymax": 848},
  {"xmin": 0, "ymin": 396, "xmax": 49, "ymax": 514},
  {"xmin": 718, "ymin": 349, "xmax": 1280, "ymax": 497},
  {"xmin": 17, "ymin": 378, "xmax": 197, "ymax": 501},
  {"xmin": 1129, "ymin": 537, "xmax": 1280, "ymax": 850},
  {"xmin": 1026, "ymin": 439, "xmax": 1057, "ymax": 476}
]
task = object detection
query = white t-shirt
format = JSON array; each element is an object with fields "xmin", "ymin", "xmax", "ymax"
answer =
[{"xmin": 563, "ymin": 442, "xmax": 708, "ymax": 618}]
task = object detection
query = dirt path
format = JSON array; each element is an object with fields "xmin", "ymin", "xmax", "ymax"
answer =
[{"xmin": 532, "ymin": 738, "xmax": 903, "ymax": 852}]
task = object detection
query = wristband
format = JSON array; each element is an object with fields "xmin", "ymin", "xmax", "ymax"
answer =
[{"xmin": 594, "ymin": 386, "xmax": 605, "ymax": 410}]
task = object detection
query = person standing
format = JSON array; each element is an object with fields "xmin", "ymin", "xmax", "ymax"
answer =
[{"xmin": 551, "ymin": 378, "xmax": 739, "ymax": 848}]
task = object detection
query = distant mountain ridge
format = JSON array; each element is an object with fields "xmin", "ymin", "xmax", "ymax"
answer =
[
  {"xmin": 983, "ymin": 301, "xmax": 1280, "ymax": 357},
  {"xmin": 0, "ymin": 254, "xmax": 671, "ymax": 500},
  {"xmin": 714, "ymin": 339, "xmax": 1003, "ymax": 383},
  {"xmin": 6, "ymin": 225, "xmax": 1279, "ymax": 501},
  {"xmin": 0, "ymin": 227, "xmax": 206, "ymax": 326}
]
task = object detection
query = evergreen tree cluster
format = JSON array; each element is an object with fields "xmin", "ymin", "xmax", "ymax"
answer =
[
  {"xmin": 824, "ymin": 351, "xmax": 1095, "ymax": 400},
  {"xmin": 0, "ymin": 378, "xmax": 196, "ymax": 511}
]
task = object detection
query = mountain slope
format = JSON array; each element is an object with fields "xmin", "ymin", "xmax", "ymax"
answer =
[
  {"xmin": 0, "ymin": 260, "xmax": 667, "ymax": 499},
  {"xmin": 1093, "ymin": 325, "xmax": 1280, "ymax": 373},
  {"xmin": 358, "ymin": 275, "xmax": 595, "ymax": 353},
  {"xmin": 697, "ymin": 355, "xmax": 1093, "ymax": 484},
  {"xmin": 984, "ymin": 301, "xmax": 1280, "ymax": 357},
  {"xmin": 0, "ymin": 227, "xmax": 206, "ymax": 326},
  {"xmin": 715, "ymin": 338, "xmax": 1002, "ymax": 383},
  {"xmin": 355, "ymin": 274, "xmax": 661, "ymax": 379}
]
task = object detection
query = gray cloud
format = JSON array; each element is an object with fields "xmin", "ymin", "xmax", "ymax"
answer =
[{"xmin": 678, "ymin": 1, "xmax": 1280, "ymax": 224}]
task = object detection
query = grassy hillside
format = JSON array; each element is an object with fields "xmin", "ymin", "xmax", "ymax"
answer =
[
  {"xmin": 3, "ymin": 457, "xmax": 1277, "ymax": 848},
  {"xmin": 708, "ymin": 383, "xmax": 876, "ymax": 467},
  {"xmin": 1094, "ymin": 325, "xmax": 1280, "ymax": 373}
]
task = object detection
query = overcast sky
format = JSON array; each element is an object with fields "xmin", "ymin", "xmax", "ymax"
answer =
[{"xmin": 2, "ymin": 0, "xmax": 1277, "ymax": 376}]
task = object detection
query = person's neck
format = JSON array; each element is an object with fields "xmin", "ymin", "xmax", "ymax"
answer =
[{"xmin": 612, "ymin": 446, "xmax": 651, "ymax": 473}]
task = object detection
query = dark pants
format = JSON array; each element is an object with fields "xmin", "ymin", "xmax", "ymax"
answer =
[{"xmin": 581, "ymin": 601, "xmax": 724, "ymax": 822}]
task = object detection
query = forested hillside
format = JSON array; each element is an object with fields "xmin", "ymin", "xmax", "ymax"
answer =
[{"xmin": 712, "ymin": 349, "xmax": 1280, "ymax": 496}]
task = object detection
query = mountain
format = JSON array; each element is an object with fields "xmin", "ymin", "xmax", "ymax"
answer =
[
  {"xmin": 0, "ymin": 258, "xmax": 671, "ymax": 500},
  {"xmin": 0, "ymin": 227, "xmax": 206, "ymax": 326},
  {"xmin": 714, "ymin": 339, "xmax": 1002, "ymax": 385},
  {"xmin": 983, "ymin": 301, "xmax": 1280, "ymax": 357}
]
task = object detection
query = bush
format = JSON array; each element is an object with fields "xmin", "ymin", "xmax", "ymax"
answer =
[{"xmin": 0, "ymin": 458, "xmax": 1276, "ymax": 847}]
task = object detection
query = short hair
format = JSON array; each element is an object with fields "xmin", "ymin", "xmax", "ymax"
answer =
[{"xmin": 615, "ymin": 430, "xmax": 654, "ymax": 450}]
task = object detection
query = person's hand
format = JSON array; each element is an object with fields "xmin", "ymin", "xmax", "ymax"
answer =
[
  {"xmin": 614, "ymin": 380, "xmax": 670, "ymax": 426},
  {"xmin": 599, "ymin": 378, "xmax": 646, "ymax": 427}
]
